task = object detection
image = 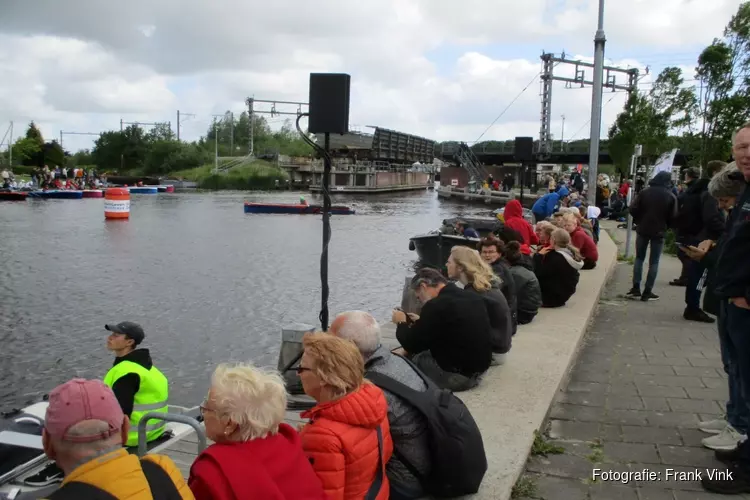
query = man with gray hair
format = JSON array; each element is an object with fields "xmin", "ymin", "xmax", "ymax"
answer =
[
  {"xmin": 330, "ymin": 311, "xmax": 431, "ymax": 500},
  {"xmin": 32, "ymin": 378, "xmax": 191, "ymax": 499}
]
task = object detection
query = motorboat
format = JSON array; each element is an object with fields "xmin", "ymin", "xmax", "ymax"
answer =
[
  {"xmin": 408, "ymin": 216, "xmax": 503, "ymax": 268},
  {"xmin": 82, "ymin": 190, "xmax": 104, "ymax": 198},
  {"xmin": 244, "ymin": 202, "xmax": 355, "ymax": 215},
  {"xmin": 0, "ymin": 192, "xmax": 28, "ymax": 201},
  {"xmin": 0, "ymin": 401, "xmax": 206, "ymax": 497}
]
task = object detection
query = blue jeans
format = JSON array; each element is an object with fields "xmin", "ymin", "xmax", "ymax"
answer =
[
  {"xmin": 632, "ymin": 234, "xmax": 664, "ymax": 291},
  {"xmin": 719, "ymin": 301, "xmax": 750, "ymax": 435}
]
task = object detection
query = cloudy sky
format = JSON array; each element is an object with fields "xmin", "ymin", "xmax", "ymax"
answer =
[{"xmin": 0, "ymin": 0, "xmax": 742, "ymax": 153}]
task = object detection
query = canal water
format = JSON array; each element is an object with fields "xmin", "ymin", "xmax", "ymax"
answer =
[{"xmin": 0, "ymin": 190, "xmax": 492, "ymax": 409}]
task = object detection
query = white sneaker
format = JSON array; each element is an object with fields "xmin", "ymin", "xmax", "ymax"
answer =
[
  {"xmin": 701, "ymin": 425, "xmax": 746, "ymax": 451},
  {"xmin": 699, "ymin": 418, "xmax": 728, "ymax": 435}
]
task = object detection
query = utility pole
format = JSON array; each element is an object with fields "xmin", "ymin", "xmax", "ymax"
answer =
[
  {"xmin": 229, "ymin": 112, "xmax": 234, "ymax": 156},
  {"xmin": 245, "ymin": 97, "xmax": 308, "ymax": 157},
  {"xmin": 120, "ymin": 119, "xmax": 123, "ymax": 132},
  {"xmin": 538, "ymin": 52, "xmax": 637, "ymax": 161},
  {"xmin": 176, "ymin": 110, "xmax": 196, "ymax": 141},
  {"xmin": 213, "ymin": 117, "xmax": 218, "ymax": 172},
  {"xmin": 560, "ymin": 114, "xmax": 566, "ymax": 151},
  {"xmin": 9, "ymin": 121, "xmax": 13, "ymax": 167},
  {"xmin": 587, "ymin": 0, "xmax": 607, "ymax": 206},
  {"xmin": 246, "ymin": 98, "xmax": 254, "ymax": 156}
]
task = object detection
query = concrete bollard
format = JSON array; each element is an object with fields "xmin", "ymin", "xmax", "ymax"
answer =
[{"xmin": 277, "ymin": 323, "xmax": 316, "ymax": 395}]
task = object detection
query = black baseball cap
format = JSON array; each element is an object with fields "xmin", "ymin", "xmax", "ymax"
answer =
[{"xmin": 105, "ymin": 322, "xmax": 145, "ymax": 346}]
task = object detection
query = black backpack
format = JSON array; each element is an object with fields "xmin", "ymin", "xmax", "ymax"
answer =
[{"xmin": 367, "ymin": 356, "xmax": 488, "ymax": 497}]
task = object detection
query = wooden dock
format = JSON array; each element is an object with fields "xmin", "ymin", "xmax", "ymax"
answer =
[{"xmin": 160, "ymin": 323, "xmax": 402, "ymax": 478}]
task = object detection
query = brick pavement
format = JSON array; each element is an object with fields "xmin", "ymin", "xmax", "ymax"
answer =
[{"xmin": 516, "ymin": 240, "xmax": 745, "ymax": 500}]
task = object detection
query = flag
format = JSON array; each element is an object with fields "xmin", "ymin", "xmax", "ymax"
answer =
[{"xmin": 650, "ymin": 149, "xmax": 678, "ymax": 179}]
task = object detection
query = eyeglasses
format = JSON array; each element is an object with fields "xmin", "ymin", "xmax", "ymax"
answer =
[
  {"xmin": 296, "ymin": 366, "xmax": 312, "ymax": 374},
  {"xmin": 199, "ymin": 402, "xmax": 218, "ymax": 417}
]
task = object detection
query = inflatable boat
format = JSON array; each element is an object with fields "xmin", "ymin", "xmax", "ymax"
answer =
[
  {"xmin": 0, "ymin": 401, "xmax": 206, "ymax": 497},
  {"xmin": 128, "ymin": 187, "xmax": 158, "ymax": 194},
  {"xmin": 244, "ymin": 202, "xmax": 355, "ymax": 215},
  {"xmin": 82, "ymin": 190, "xmax": 104, "ymax": 198},
  {"xmin": 27, "ymin": 191, "xmax": 83, "ymax": 200}
]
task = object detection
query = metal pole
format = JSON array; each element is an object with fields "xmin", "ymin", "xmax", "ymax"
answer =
[
  {"xmin": 321, "ymin": 132, "xmax": 332, "ymax": 331},
  {"xmin": 213, "ymin": 117, "xmax": 218, "ymax": 172},
  {"xmin": 561, "ymin": 115, "xmax": 566, "ymax": 151},
  {"xmin": 177, "ymin": 110, "xmax": 180, "ymax": 141},
  {"xmin": 624, "ymin": 153, "xmax": 636, "ymax": 258},
  {"xmin": 586, "ymin": 0, "xmax": 607, "ymax": 206},
  {"xmin": 60, "ymin": 131, "xmax": 63, "ymax": 149},
  {"xmin": 248, "ymin": 99, "xmax": 255, "ymax": 156},
  {"xmin": 230, "ymin": 112, "xmax": 234, "ymax": 156},
  {"xmin": 120, "ymin": 119, "xmax": 123, "ymax": 132},
  {"xmin": 9, "ymin": 121, "xmax": 13, "ymax": 167}
]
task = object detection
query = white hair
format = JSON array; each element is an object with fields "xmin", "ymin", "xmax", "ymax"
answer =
[
  {"xmin": 332, "ymin": 310, "xmax": 381, "ymax": 356},
  {"xmin": 732, "ymin": 121, "xmax": 750, "ymax": 145},
  {"xmin": 210, "ymin": 363, "xmax": 287, "ymax": 442}
]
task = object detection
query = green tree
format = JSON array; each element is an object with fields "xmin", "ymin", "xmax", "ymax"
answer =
[
  {"xmin": 42, "ymin": 140, "xmax": 65, "ymax": 166},
  {"xmin": 12, "ymin": 137, "xmax": 42, "ymax": 166},
  {"xmin": 92, "ymin": 125, "xmax": 149, "ymax": 171},
  {"xmin": 696, "ymin": 1, "xmax": 750, "ymax": 164}
]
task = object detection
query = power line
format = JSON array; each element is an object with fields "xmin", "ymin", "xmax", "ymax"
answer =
[{"xmin": 473, "ymin": 65, "xmax": 557, "ymax": 144}]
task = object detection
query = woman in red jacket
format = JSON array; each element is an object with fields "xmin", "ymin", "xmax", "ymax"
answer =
[
  {"xmin": 298, "ymin": 333, "xmax": 393, "ymax": 500},
  {"xmin": 562, "ymin": 213, "xmax": 598, "ymax": 269},
  {"xmin": 501, "ymin": 200, "xmax": 539, "ymax": 246},
  {"xmin": 188, "ymin": 363, "xmax": 326, "ymax": 500}
]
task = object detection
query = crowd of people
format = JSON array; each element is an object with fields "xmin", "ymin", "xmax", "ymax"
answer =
[
  {"xmin": 0, "ymin": 165, "xmax": 103, "ymax": 191},
  {"xmin": 15, "ymin": 122, "xmax": 750, "ymax": 499}
]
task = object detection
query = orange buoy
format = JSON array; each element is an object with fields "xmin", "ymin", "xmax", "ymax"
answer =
[{"xmin": 104, "ymin": 187, "xmax": 130, "ymax": 220}]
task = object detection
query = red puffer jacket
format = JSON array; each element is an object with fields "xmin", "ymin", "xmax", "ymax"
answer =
[{"xmin": 300, "ymin": 382, "xmax": 393, "ymax": 500}]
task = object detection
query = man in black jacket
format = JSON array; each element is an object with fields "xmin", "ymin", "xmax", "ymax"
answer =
[
  {"xmin": 393, "ymin": 268, "xmax": 493, "ymax": 392},
  {"xmin": 626, "ymin": 171, "xmax": 678, "ymax": 301},
  {"xmin": 674, "ymin": 166, "xmax": 726, "ymax": 322}
]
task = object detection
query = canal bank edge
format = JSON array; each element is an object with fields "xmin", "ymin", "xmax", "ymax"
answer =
[{"xmin": 462, "ymin": 230, "xmax": 617, "ymax": 499}]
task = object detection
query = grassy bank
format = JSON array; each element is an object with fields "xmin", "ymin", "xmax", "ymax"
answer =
[{"xmin": 169, "ymin": 159, "xmax": 289, "ymax": 190}]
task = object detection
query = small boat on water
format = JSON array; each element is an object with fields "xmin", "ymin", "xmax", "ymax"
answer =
[
  {"xmin": 27, "ymin": 190, "xmax": 83, "ymax": 200},
  {"xmin": 0, "ymin": 192, "xmax": 28, "ymax": 201},
  {"xmin": 244, "ymin": 202, "xmax": 355, "ymax": 215},
  {"xmin": 0, "ymin": 401, "xmax": 206, "ymax": 496},
  {"xmin": 82, "ymin": 190, "xmax": 104, "ymax": 198}
]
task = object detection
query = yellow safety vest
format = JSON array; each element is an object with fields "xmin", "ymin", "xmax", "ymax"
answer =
[{"xmin": 103, "ymin": 360, "xmax": 169, "ymax": 447}]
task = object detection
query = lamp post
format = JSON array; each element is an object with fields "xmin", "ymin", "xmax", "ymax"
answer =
[{"xmin": 586, "ymin": 0, "xmax": 607, "ymax": 206}]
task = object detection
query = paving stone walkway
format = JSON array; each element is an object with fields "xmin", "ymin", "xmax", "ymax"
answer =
[{"xmin": 517, "ymin": 230, "xmax": 742, "ymax": 500}]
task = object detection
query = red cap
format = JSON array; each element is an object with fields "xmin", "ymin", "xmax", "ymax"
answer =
[{"xmin": 45, "ymin": 379, "xmax": 124, "ymax": 443}]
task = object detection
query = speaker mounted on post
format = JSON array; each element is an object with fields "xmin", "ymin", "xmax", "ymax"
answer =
[
  {"xmin": 308, "ymin": 73, "xmax": 351, "ymax": 135},
  {"xmin": 514, "ymin": 136, "xmax": 534, "ymax": 163}
]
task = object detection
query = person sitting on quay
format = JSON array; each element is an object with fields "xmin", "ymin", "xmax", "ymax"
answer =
[
  {"xmin": 298, "ymin": 333, "xmax": 393, "ymax": 500},
  {"xmin": 188, "ymin": 362, "xmax": 326, "ymax": 500},
  {"xmin": 476, "ymin": 237, "xmax": 518, "ymax": 332},
  {"xmin": 501, "ymin": 199, "xmax": 539, "ymax": 247},
  {"xmin": 39, "ymin": 378, "xmax": 192, "ymax": 500},
  {"xmin": 533, "ymin": 228, "xmax": 583, "ymax": 308},
  {"xmin": 535, "ymin": 221, "xmax": 556, "ymax": 248},
  {"xmin": 562, "ymin": 212, "xmax": 598, "ymax": 270},
  {"xmin": 102, "ymin": 322, "xmax": 169, "ymax": 448},
  {"xmin": 482, "ymin": 238, "xmax": 542, "ymax": 325},
  {"xmin": 330, "ymin": 311, "xmax": 431, "ymax": 500},
  {"xmin": 454, "ymin": 220, "xmax": 480, "ymax": 239},
  {"xmin": 393, "ymin": 268, "xmax": 493, "ymax": 392},
  {"xmin": 448, "ymin": 246, "xmax": 513, "ymax": 365}
]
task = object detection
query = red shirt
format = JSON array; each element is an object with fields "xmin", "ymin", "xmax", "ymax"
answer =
[{"xmin": 570, "ymin": 227, "xmax": 598, "ymax": 263}]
